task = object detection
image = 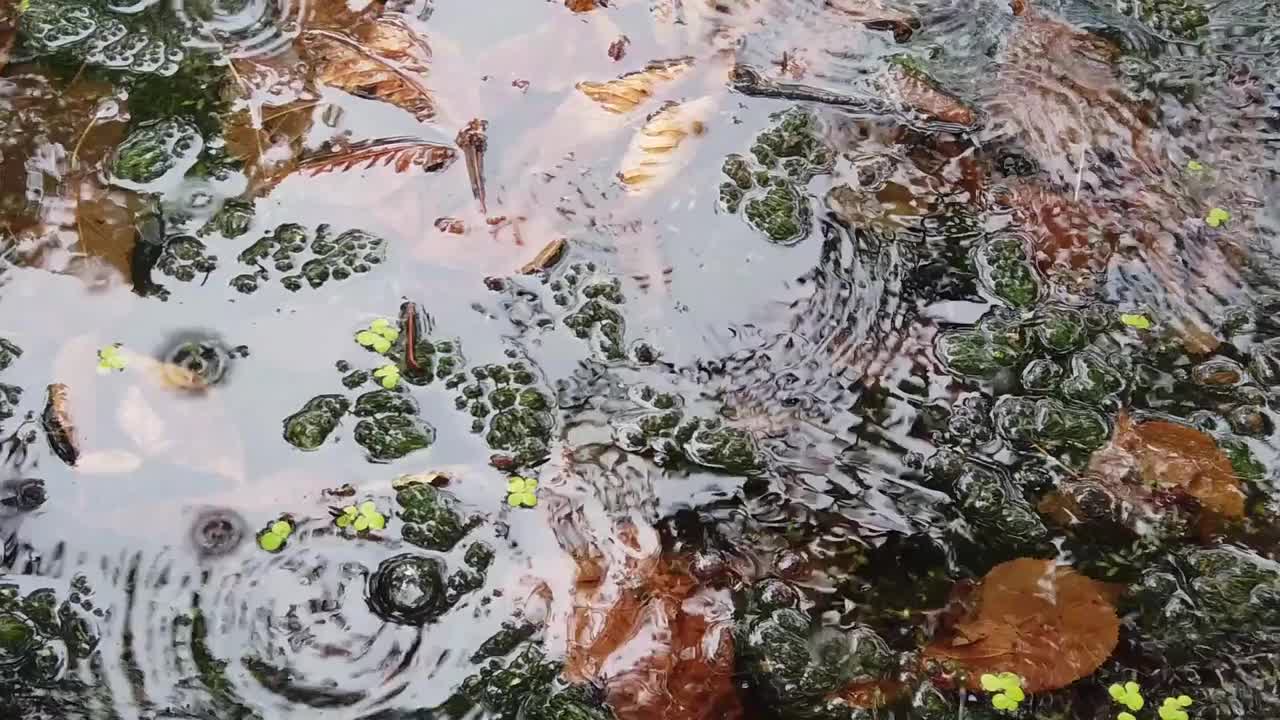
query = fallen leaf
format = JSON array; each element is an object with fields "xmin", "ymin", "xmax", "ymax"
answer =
[
  {"xmin": 74, "ymin": 180, "xmax": 140, "ymax": 283},
  {"xmin": 295, "ymin": 137, "xmax": 457, "ymax": 177},
  {"xmin": 925, "ymin": 558, "xmax": 1120, "ymax": 692},
  {"xmin": 577, "ymin": 57, "xmax": 693, "ymax": 114},
  {"xmin": 566, "ymin": 523, "xmax": 741, "ymax": 720},
  {"xmin": 42, "ymin": 384, "xmax": 79, "ymax": 466},
  {"xmin": 1093, "ymin": 412, "xmax": 1244, "ymax": 519},
  {"xmin": 301, "ymin": 16, "xmax": 436, "ymax": 121},
  {"xmin": 303, "ymin": 0, "xmax": 387, "ymax": 29},
  {"xmin": 618, "ymin": 96, "xmax": 714, "ymax": 195},
  {"xmin": 520, "ymin": 238, "xmax": 568, "ymax": 274},
  {"xmin": 222, "ymin": 100, "xmax": 318, "ymax": 193},
  {"xmin": 566, "ymin": 0, "xmax": 601, "ymax": 11}
]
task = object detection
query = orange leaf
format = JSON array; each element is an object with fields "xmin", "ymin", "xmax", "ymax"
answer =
[
  {"xmin": 295, "ymin": 137, "xmax": 457, "ymax": 177},
  {"xmin": 925, "ymin": 558, "xmax": 1120, "ymax": 692},
  {"xmin": 1098, "ymin": 412, "xmax": 1245, "ymax": 518}
]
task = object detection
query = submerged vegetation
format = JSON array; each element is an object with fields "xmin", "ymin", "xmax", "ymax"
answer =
[{"xmin": 0, "ymin": 0, "xmax": 1278, "ymax": 717}]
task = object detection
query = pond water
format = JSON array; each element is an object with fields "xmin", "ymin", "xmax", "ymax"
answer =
[{"xmin": 0, "ymin": 0, "xmax": 1279, "ymax": 718}]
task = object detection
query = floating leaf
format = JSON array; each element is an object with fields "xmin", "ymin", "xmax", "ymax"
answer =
[
  {"xmin": 1205, "ymin": 207, "xmax": 1230, "ymax": 228},
  {"xmin": 618, "ymin": 97, "xmax": 714, "ymax": 195},
  {"xmin": 295, "ymin": 138, "xmax": 457, "ymax": 179},
  {"xmin": 1119, "ymin": 313, "xmax": 1151, "ymax": 330},
  {"xmin": 506, "ymin": 476, "xmax": 538, "ymax": 507},
  {"xmin": 374, "ymin": 364, "xmax": 401, "ymax": 389},
  {"xmin": 924, "ymin": 558, "xmax": 1120, "ymax": 693},
  {"xmin": 97, "ymin": 344, "xmax": 127, "ymax": 373},
  {"xmin": 1093, "ymin": 412, "xmax": 1245, "ymax": 519},
  {"xmin": 301, "ymin": 17, "xmax": 436, "ymax": 121},
  {"xmin": 577, "ymin": 58, "xmax": 692, "ymax": 114},
  {"xmin": 1186, "ymin": 159, "xmax": 1205, "ymax": 172}
]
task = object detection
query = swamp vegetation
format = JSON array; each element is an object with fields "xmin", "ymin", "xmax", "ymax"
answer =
[{"xmin": 0, "ymin": 0, "xmax": 1278, "ymax": 717}]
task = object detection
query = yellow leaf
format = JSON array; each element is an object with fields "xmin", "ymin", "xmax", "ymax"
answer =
[
  {"xmin": 577, "ymin": 58, "xmax": 692, "ymax": 114},
  {"xmin": 618, "ymin": 96, "xmax": 714, "ymax": 195}
]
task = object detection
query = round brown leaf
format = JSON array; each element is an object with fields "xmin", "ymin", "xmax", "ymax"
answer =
[
  {"xmin": 925, "ymin": 558, "xmax": 1120, "ymax": 692},
  {"xmin": 1110, "ymin": 413, "xmax": 1245, "ymax": 518}
]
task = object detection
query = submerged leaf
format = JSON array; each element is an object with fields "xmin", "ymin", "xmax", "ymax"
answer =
[
  {"xmin": 924, "ymin": 558, "xmax": 1120, "ymax": 693},
  {"xmin": 618, "ymin": 97, "xmax": 714, "ymax": 195},
  {"xmin": 301, "ymin": 16, "xmax": 436, "ymax": 121},
  {"xmin": 577, "ymin": 58, "xmax": 693, "ymax": 114},
  {"xmin": 1092, "ymin": 412, "xmax": 1245, "ymax": 519}
]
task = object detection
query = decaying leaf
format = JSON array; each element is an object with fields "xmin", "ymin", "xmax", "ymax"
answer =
[
  {"xmin": 301, "ymin": 16, "xmax": 436, "ymax": 121},
  {"xmin": 925, "ymin": 558, "xmax": 1120, "ymax": 692},
  {"xmin": 566, "ymin": 0, "xmax": 601, "ymax": 12},
  {"xmin": 618, "ymin": 96, "xmax": 714, "ymax": 195},
  {"xmin": 577, "ymin": 58, "xmax": 693, "ymax": 114},
  {"xmin": 303, "ymin": 0, "xmax": 388, "ymax": 29},
  {"xmin": 1089, "ymin": 412, "xmax": 1245, "ymax": 519},
  {"xmin": 295, "ymin": 137, "xmax": 457, "ymax": 178},
  {"xmin": 42, "ymin": 383, "xmax": 80, "ymax": 466},
  {"xmin": 565, "ymin": 521, "xmax": 741, "ymax": 720},
  {"xmin": 521, "ymin": 238, "xmax": 568, "ymax": 274},
  {"xmin": 222, "ymin": 101, "xmax": 318, "ymax": 193}
]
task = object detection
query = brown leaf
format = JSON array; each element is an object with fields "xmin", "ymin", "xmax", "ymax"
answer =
[
  {"xmin": 42, "ymin": 384, "xmax": 79, "ymax": 466},
  {"xmin": 303, "ymin": 0, "xmax": 387, "ymax": 29},
  {"xmin": 924, "ymin": 558, "xmax": 1120, "ymax": 692},
  {"xmin": 1094, "ymin": 412, "xmax": 1245, "ymax": 519},
  {"xmin": 74, "ymin": 181, "xmax": 140, "ymax": 282},
  {"xmin": 301, "ymin": 17, "xmax": 436, "ymax": 121},
  {"xmin": 566, "ymin": 0, "xmax": 601, "ymax": 11},
  {"xmin": 222, "ymin": 101, "xmax": 318, "ymax": 193},
  {"xmin": 567, "ymin": 549, "xmax": 741, "ymax": 720},
  {"xmin": 295, "ymin": 137, "xmax": 457, "ymax": 177},
  {"xmin": 577, "ymin": 58, "xmax": 693, "ymax": 114}
]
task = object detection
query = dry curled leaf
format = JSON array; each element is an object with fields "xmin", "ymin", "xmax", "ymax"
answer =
[
  {"xmin": 301, "ymin": 16, "xmax": 436, "ymax": 121},
  {"xmin": 925, "ymin": 558, "xmax": 1120, "ymax": 693},
  {"xmin": 1090, "ymin": 412, "xmax": 1244, "ymax": 519},
  {"xmin": 577, "ymin": 58, "xmax": 692, "ymax": 114},
  {"xmin": 618, "ymin": 96, "xmax": 713, "ymax": 194},
  {"xmin": 566, "ymin": 0, "xmax": 602, "ymax": 11},
  {"xmin": 294, "ymin": 137, "xmax": 457, "ymax": 178}
]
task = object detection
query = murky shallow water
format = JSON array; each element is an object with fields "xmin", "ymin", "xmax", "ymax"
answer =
[{"xmin": 0, "ymin": 0, "xmax": 1279, "ymax": 718}]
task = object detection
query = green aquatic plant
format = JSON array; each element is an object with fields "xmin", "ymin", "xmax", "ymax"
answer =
[
  {"xmin": 1120, "ymin": 313, "xmax": 1152, "ymax": 330},
  {"xmin": 1110, "ymin": 681, "xmax": 1193, "ymax": 720},
  {"xmin": 256, "ymin": 519, "xmax": 293, "ymax": 552},
  {"xmin": 374, "ymin": 363, "xmax": 402, "ymax": 389},
  {"xmin": 97, "ymin": 344, "xmax": 127, "ymax": 373},
  {"xmin": 1157, "ymin": 695, "xmax": 1193, "ymax": 720},
  {"xmin": 333, "ymin": 500, "xmax": 387, "ymax": 532},
  {"xmin": 1111, "ymin": 681, "xmax": 1145, "ymax": 712},
  {"xmin": 505, "ymin": 477, "xmax": 538, "ymax": 508},
  {"xmin": 1205, "ymin": 208, "xmax": 1229, "ymax": 228},
  {"xmin": 981, "ymin": 672, "xmax": 1026, "ymax": 712},
  {"xmin": 357, "ymin": 319, "xmax": 400, "ymax": 354}
]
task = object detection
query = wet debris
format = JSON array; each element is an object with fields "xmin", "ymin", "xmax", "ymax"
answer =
[
  {"xmin": 435, "ymin": 217, "xmax": 466, "ymax": 234},
  {"xmin": 456, "ymin": 118, "xmax": 489, "ymax": 214},
  {"xmin": 41, "ymin": 383, "xmax": 78, "ymax": 467},
  {"xmin": 608, "ymin": 35, "xmax": 629, "ymax": 61}
]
